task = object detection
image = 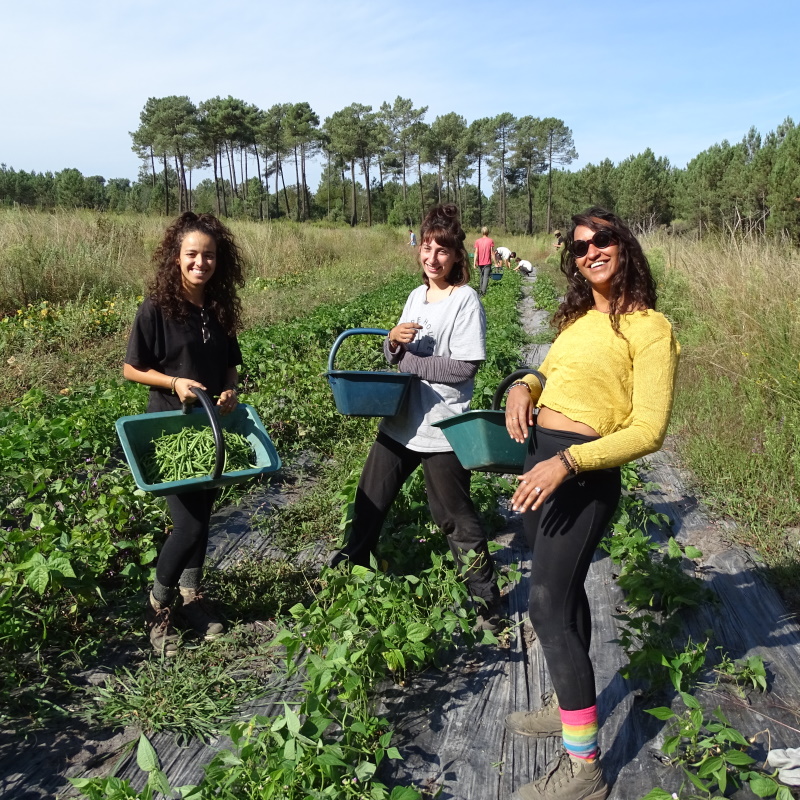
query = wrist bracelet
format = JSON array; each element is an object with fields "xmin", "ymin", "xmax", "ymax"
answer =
[
  {"xmin": 170, "ymin": 376, "xmax": 178, "ymax": 395},
  {"xmin": 557, "ymin": 449, "xmax": 578, "ymax": 476},
  {"xmin": 508, "ymin": 381, "xmax": 530, "ymax": 393}
]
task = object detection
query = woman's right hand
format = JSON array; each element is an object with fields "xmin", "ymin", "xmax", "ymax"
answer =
[
  {"xmin": 388, "ymin": 322, "xmax": 422, "ymax": 348},
  {"xmin": 175, "ymin": 378, "xmax": 207, "ymax": 404},
  {"xmin": 506, "ymin": 384, "xmax": 534, "ymax": 443}
]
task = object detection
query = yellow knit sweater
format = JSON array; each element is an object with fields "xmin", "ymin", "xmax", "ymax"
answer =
[{"xmin": 519, "ymin": 309, "xmax": 680, "ymax": 471}]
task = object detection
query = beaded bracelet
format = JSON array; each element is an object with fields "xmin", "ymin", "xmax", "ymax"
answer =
[
  {"xmin": 170, "ymin": 376, "xmax": 178, "ymax": 395},
  {"xmin": 507, "ymin": 381, "xmax": 530, "ymax": 393},
  {"xmin": 557, "ymin": 449, "xmax": 579, "ymax": 476}
]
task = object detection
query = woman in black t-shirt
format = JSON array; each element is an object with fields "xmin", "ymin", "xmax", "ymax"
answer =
[{"xmin": 124, "ymin": 212, "xmax": 244, "ymax": 655}]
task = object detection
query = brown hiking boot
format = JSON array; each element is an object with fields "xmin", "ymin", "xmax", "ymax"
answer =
[
  {"xmin": 511, "ymin": 750, "xmax": 609, "ymax": 800},
  {"xmin": 145, "ymin": 593, "xmax": 180, "ymax": 656},
  {"xmin": 505, "ymin": 693, "xmax": 561, "ymax": 737},
  {"xmin": 177, "ymin": 587, "xmax": 225, "ymax": 640}
]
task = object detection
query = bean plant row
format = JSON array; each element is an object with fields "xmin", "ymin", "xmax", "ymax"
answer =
[
  {"xmin": 4, "ymin": 267, "xmax": 526, "ymax": 796},
  {"xmin": 602, "ymin": 467, "xmax": 787, "ymax": 799}
]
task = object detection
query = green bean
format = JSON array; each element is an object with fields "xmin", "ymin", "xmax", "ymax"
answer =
[{"xmin": 142, "ymin": 427, "xmax": 256, "ymax": 484}]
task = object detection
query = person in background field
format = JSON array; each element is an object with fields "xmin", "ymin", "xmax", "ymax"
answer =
[
  {"xmin": 123, "ymin": 212, "xmax": 245, "ymax": 656},
  {"xmin": 409, "ymin": 228, "xmax": 417, "ymax": 247},
  {"xmin": 503, "ymin": 207, "xmax": 680, "ymax": 799},
  {"xmin": 473, "ymin": 225, "xmax": 495, "ymax": 296},
  {"xmin": 331, "ymin": 204, "xmax": 502, "ymax": 631},
  {"xmin": 553, "ymin": 230, "xmax": 564, "ymax": 249},
  {"xmin": 494, "ymin": 246, "xmax": 516, "ymax": 269},
  {"xmin": 514, "ymin": 257, "xmax": 534, "ymax": 276}
]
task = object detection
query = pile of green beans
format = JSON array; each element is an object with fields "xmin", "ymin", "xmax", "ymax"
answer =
[{"xmin": 141, "ymin": 426, "xmax": 257, "ymax": 484}]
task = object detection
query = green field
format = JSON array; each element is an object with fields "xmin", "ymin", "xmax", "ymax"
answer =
[{"xmin": 2, "ymin": 209, "xmax": 799, "ymax": 797}]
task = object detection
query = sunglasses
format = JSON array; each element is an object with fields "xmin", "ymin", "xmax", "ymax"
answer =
[
  {"xmin": 200, "ymin": 308, "xmax": 210, "ymax": 344},
  {"xmin": 569, "ymin": 230, "xmax": 616, "ymax": 258}
]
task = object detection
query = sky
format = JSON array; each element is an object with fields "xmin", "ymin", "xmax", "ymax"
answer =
[{"xmin": 2, "ymin": 0, "xmax": 798, "ymax": 188}]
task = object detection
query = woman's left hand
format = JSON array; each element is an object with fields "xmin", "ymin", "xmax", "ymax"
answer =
[
  {"xmin": 511, "ymin": 455, "xmax": 569, "ymax": 513},
  {"xmin": 217, "ymin": 389, "xmax": 238, "ymax": 415}
]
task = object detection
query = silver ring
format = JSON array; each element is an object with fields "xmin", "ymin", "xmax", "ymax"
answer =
[{"xmin": 534, "ymin": 486, "xmax": 542, "ymax": 494}]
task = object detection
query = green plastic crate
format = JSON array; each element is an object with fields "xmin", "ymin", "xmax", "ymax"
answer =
[
  {"xmin": 432, "ymin": 368, "xmax": 545, "ymax": 474},
  {"xmin": 116, "ymin": 403, "xmax": 281, "ymax": 496}
]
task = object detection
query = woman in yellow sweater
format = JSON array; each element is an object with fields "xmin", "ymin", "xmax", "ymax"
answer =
[{"xmin": 503, "ymin": 208, "xmax": 679, "ymax": 800}]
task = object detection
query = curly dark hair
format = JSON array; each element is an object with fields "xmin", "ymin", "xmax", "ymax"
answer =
[
  {"xmin": 149, "ymin": 212, "xmax": 244, "ymax": 336},
  {"xmin": 554, "ymin": 207, "xmax": 657, "ymax": 336},
  {"xmin": 419, "ymin": 203, "xmax": 471, "ymax": 287}
]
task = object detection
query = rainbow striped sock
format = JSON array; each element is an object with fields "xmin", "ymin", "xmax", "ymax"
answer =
[{"xmin": 560, "ymin": 705, "xmax": 598, "ymax": 761}]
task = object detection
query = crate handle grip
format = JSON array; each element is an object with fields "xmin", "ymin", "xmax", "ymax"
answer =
[
  {"xmin": 492, "ymin": 369, "xmax": 546, "ymax": 411},
  {"xmin": 182, "ymin": 386, "xmax": 226, "ymax": 480},
  {"xmin": 327, "ymin": 328, "xmax": 390, "ymax": 373}
]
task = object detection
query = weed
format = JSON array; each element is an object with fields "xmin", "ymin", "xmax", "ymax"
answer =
[{"xmin": 85, "ymin": 639, "xmax": 267, "ymax": 743}]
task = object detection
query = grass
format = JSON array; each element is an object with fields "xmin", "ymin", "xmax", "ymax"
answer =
[{"xmin": 0, "ymin": 209, "xmax": 418, "ymax": 404}]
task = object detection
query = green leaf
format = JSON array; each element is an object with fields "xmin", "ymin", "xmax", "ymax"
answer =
[
  {"xmin": 25, "ymin": 564, "xmax": 49, "ymax": 595},
  {"xmin": 748, "ymin": 775, "xmax": 779, "ymax": 797},
  {"xmin": 684, "ymin": 767, "xmax": 709, "ymax": 792},
  {"xmin": 284, "ymin": 705, "xmax": 301, "ymax": 736},
  {"xmin": 680, "ymin": 692, "xmax": 701, "ymax": 709},
  {"xmin": 355, "ymin": 761, "xmax": 377, "ymax": 781},
  {"xmin": 684, "ymin": 545, "xmax": 703, "ymax": 559},
  {"xmin": 389, "ymin": 787, "xmax": 423, "ymax": 800},
  {"xmin": 136, "ymin": 734, "xmax": 160, "ymax": 773},
  {"xmin": 148, "ymin": 769, "xmax": 172, "ymax": 797},
  {"xmin": 697, "ymin": 755, "xmax": 724, "ymax": 777},
  {"xmin": 405, "ymin": 622, "xmax": 431, "ymax": 642},
  {"xmin": 315, "ymin": 752, "xmax": 348, "ymax": 767},
  {"xmin": 724, "ymin": 750, "xmax": 755, "ymax": 766},
  {"xmin": 639, "ymin": 790, "xmax": 673, "ymax": 800},
  {"xmin": 645, "ymin": 707, "xmax": 675, "ymax": 720}
]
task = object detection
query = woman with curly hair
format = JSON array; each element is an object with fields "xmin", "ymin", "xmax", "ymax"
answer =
[
  {"xmin": 503, "ymin": 208, "xmax": 680, "ymax": 799},
  {"xmin": 123, "ymin": 212, "xmax": 245, "ymax": 655},
  {"xmin": 331, "ymin": 204, "xmax": 501, "ymax": 630}
]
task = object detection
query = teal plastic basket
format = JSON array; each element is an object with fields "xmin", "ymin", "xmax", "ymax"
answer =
[
  {"xmin": 325, "ymin": 328, "xmax": 414, "ymax": 417},
  {"xmin": 116, "ymin": 387, "xmax": 281, "ymax": 496},
  {"xmin": 432, "ymin": 369, "xmax": 545, "ymax": 474}
]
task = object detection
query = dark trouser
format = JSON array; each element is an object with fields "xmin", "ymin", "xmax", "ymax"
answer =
[
  {"xmin": 156, "ymin": 489, "xmax": 218, "ymax": 590},
  {"xmin": 478, "ymin": 264, "xmax": 492, "ymax": 296},
  {"xmin": 523, "ymin": 427, "xmax": 621, "ymax": 710},
  {"xmin": 339, "ymin": 431, "xmax": 499, "ymax": 606}
]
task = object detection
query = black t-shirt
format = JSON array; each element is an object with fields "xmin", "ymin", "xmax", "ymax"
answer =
[{"xmin": 125, "ymin": 297, "xmax": 243, "ymax": 412}]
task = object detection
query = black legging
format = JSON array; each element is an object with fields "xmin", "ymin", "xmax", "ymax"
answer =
[
  {"xmin": 156, "ymin": 489, "xmax": 218, "ymax": 589},
  {"xmin": 523, "ymin": 426, "xmax": 621, "ymax": 711},
  {"xmin": 338, "ymin": 431, "xmax": 499, "ymax": 606}
]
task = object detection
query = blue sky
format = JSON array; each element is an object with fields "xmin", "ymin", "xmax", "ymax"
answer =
[{"xmin": 2, "ymin": 0, "xmax": 797, "ymax": 186}]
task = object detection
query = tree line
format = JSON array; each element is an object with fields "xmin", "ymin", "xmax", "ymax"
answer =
[{"xmin": 2, "ymin": 94, "xmax": 800, "ymax": 239}]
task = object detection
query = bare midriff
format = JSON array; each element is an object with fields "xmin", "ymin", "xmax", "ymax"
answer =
[{"xmin": 537, "ymin": 406, "xmax": 599, "ymax": 437}]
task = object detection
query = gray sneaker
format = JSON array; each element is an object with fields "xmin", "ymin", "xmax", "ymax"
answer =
[
  {"xmin": 505, "ymin": 694, "xmax": 561, "ymax": 737},
  {"xmin": 511, "ymin": 750, "xmax": 609, "ymax": 800}
]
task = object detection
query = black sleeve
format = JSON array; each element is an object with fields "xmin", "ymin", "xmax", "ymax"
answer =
[{"xmin": 125, "ymin": 299, "xmax": 163, "ymax": 370}]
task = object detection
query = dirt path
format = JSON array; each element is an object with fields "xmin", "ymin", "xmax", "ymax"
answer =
[{"xmin": 373, "ymin": 274, "xmax": 800, "ymax": 798}]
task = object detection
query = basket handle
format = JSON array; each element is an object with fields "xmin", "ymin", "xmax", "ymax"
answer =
[
  {"xmin": 327, "ymin": 328, "xmax": 390, "ymax": 372},
  {"xmin": 491, "ymin": 368, "xmax": 546, "ymax": 411},
  {"xmin": 182, "ymin": 386, "xmax": 226, "ymax": 480}
]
